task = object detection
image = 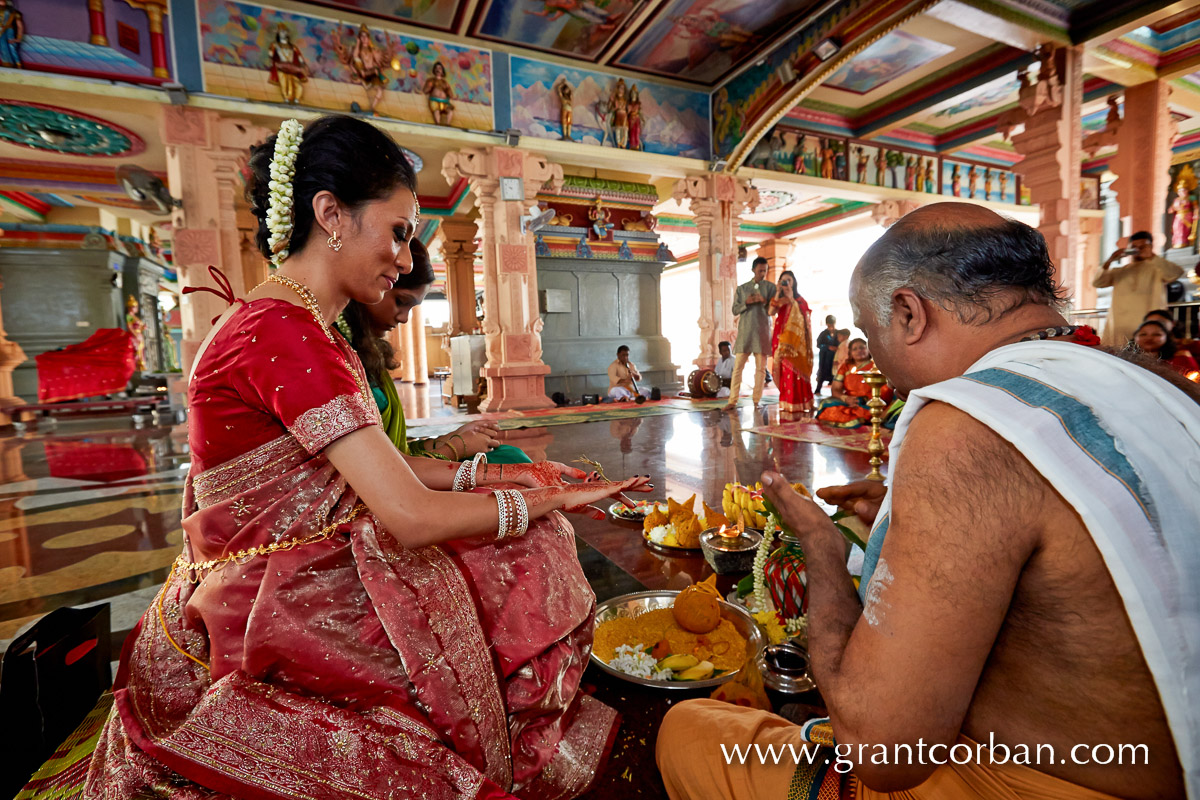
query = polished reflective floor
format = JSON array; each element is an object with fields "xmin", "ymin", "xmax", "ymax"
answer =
[{"xmin": 0, "ymin": 384, "xmax": 877, "ymax": 797}]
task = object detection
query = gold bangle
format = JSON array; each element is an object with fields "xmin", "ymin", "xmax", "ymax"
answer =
[
  {"xmin": 442, "ymin": 437, "xmax": 461, "ymax": 460},
  {"xmin": 451, "ymin": 434, "xmax": 467, "ymax": 456}
]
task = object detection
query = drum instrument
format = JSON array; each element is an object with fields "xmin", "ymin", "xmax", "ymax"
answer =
[{"xmin": 687, "ymin": 368, "xmax": 721, "ymax": 398}]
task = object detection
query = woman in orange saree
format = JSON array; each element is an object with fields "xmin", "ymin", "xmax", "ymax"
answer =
[
  {"xmin": 815, "ymin": 339, "xmax": 894, "ymax": 427},
  {"xmin": 768, "ymin": 270, "xmax": 814, "ymax": 416},
  {"xmin": 84, "ymin": 116, "xmax": 648, "ymax": 800}
]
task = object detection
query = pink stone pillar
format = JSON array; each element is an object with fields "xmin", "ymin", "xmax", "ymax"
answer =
[
  {"xmin": 1109, "ymin": 80, "xmax": 1176, "ymax": 239},
  {"xmin": 162, "ymin": 108, "xmax": 272, "ymax": 376},
  {"xmin": 673, "ymin": 174, "xmax": 759, "ymax": 369},
  {"xmin": 442, "ymin": 147, "xmax": 563, "ymax": 411},
  {"xmin": 1009, "ymin": 45, "xmax": 1083, "ymax": 292},
  {"xmin": 0, "ymin": 278, "xmax": 27, "ymax": 425},
  {"xmin": 440, "ymin": 218, "xmax": 480, "ymax": 336},
  {"xmin": 400, "ymin": 319, "xmax": 417, "ymax": 383},
  {"xmin": 411, "ymin": 304, "xmax": 428, "ymax": 385}
]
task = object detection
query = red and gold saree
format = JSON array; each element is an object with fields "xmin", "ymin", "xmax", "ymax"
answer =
[{"xmin": 84, "ymin": 298, "xmax": 616, "ymax": 800}]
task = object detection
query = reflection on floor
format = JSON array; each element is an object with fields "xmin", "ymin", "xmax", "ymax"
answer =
[{"xmin": 0, "ymin": 382, "xmax": 879, "ymax": 798}]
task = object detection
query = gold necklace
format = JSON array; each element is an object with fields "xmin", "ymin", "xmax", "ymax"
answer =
[{"xmin": 260, "ymin": 273, "xmax": 372, "ymax": 406}]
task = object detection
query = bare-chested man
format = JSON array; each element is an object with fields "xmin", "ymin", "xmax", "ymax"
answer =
[{"xmin": 657, "ymin": 203, "xmax": 1198, "ymax": 800}]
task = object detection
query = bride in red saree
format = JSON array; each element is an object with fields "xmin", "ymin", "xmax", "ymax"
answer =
[{"xmin": 84, "ymin": 116, "xmax": 648, "ymax": 800}]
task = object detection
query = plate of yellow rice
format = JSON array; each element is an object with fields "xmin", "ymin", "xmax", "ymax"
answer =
[{"xmin": 591, "ymin": 590, "xmax": 766, "ymax": 690}]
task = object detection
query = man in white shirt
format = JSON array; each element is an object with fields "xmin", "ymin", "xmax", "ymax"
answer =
[{"xmin": 714, "ymin": 340, "xmax": 734, "ymax": 398}]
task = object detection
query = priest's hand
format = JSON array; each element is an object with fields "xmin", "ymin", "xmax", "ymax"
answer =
[
  {"xmin": 815, "ymin": 480, "xmax": 888, "ymax": 526},
  {"xmin": 761, "ymin": 471, "xmax": 838, "ymax": 546}
]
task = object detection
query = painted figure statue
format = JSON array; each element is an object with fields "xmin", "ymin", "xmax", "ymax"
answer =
[
  {"xmin": 423, "ymin": 62, "xmax": 455, "ymax": 126},
  {"xmin": 951, "ymin": 164, "xmax": 962, "ymax": 197},
  {"xmin": 610, "ymin": 79, "xmax": 629, "ymax": 149},
  {"xmin": 126, "ymin": 296, "xmax": 147, "ymax": 373},
  {"xmin": 268, "ymin": 24, "xmax": 308, "ymax": 105},
  {"xmin": 905, "ymin": 155, "xmax": 916, "ymax": 191},
  {"xmin": 983, "ymin": 167, "xmax": 993, "ymax": 201},
  {"xmin": 924, "ymin": 158, "xmax": 934, "ymax": 193},
  {"xmin": 998, "ymin": 170, "xmax": 1008, "ymax": 201},
  {"xmin": 589, "ymin": 197, "xmax": 614, "ymax": 240},
  {"xmin": 915, "ymin": 158, "xmax": 927, "ymax": 193},
  {"xmin": 874, "ymin": 148, "xmax": 886, "ymax": 186},
  {"xmin": 820, "ymin": 140, "xmax": 834, "ymax": 180},
  {"xmin": 1171, "ymin": 179, "xmax": 1198, "ymax": 249},
  {"xmin": 967, "ymin": 164, "xmax": 978, "ymax": 199},
  {"xmin": 628, "ymin": 84, "xmax": 643, "ymax": 151},
  {"xmin": 160, "ymin": 307, "xmax": 180, "ymax": 372},
  {"xmin": 332, "ymin": 24, "xmax": 393, "ymax": 114},
  {"xmin": 0, "ymin": 0, "xmax": 23, "ymax": 69},
  {"xmin": 855, "ymin": 146, "xmax": 868, "ymax": 183},
  {"xmin": 557, "ymin": 79, "xmax": 574, "ymax": 140}
]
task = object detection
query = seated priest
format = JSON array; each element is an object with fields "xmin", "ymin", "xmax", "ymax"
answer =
[{"xmin": 657, "ymin": 203, "xmax": 1199, "ymax": 800}]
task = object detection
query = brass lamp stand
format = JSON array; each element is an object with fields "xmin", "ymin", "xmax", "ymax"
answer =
[{"xmin": 862, "ymin": 370, "xmax": 889, "ymax": 481}]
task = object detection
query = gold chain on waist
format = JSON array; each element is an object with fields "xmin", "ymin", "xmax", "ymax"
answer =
[{"xmin": 172, "ymin": 502, "xmax": 366, "ymax": 582}]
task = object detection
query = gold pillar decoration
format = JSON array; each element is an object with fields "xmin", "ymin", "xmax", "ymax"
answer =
[
  {"xmin": 87, "ymin": 0, "xmax": 109, "ymax": 46},
  {"xmin": 863, "ymin": 370, "xmax": 889, "ymax": 481}
]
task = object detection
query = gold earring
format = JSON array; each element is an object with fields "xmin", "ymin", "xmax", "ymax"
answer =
[{"xmin": 327, "ymin": 231, "xmax": 342, "ymax": 252}]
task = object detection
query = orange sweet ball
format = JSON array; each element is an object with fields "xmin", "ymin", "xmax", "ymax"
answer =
[{"xmin": 672, "ymin": 583, "xmax": 721, "ymax": 633}]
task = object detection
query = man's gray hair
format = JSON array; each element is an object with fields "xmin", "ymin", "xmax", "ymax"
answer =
[{"xmin": 856, "ymin": 216, "xmax": 1065, "ymax": 325}]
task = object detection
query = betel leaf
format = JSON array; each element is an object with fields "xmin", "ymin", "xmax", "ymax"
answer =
[
  {"xmin": 736, "ymin": 573, "xmax": 755, "ymax": 598},
  {"xmin": 834, "ymin": 522, "xmax": 868, "ymax": 551}
]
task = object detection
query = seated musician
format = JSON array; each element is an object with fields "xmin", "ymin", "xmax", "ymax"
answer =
[
  {"xmin": 714, "ymin": 340, "xmax": 735, "ymax": 398},
  {"xmin": 608, "ymin": 344, "xmax": 651, "ymax": 401}
]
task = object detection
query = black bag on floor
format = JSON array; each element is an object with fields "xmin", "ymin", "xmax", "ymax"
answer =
[{"xmin": 0, "ymin": 604, "xmax": 112, "ymax": 796}]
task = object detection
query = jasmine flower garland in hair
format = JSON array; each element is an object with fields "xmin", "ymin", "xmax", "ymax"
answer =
[{"xmin": 266, "ymin": 119, "xmax": 303, "ymax": 263}]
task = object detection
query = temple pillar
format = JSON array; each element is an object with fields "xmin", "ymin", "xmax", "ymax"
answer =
[
  {"xmin": 756, "ymin": 238, "xmax": 787, "ymax": 282},
  {"xmin": 400, "ymin": 318, "xmax": 417, "ymax": 383},
  {"xmin": 411, "ymin": 304, "xmax": 428, "ymax": 384},
  {"xmin": 0, "ymin": 279, "xmax": 27, "ymax": 425},
  {"xmin": 672, "ymin": 174, "xmax": 760, "ymax": 369},
  {"xmin": 440, "ymin": 218, "xmax": 479, "ymax": 336},
  {"xmin": 1109, "ymin": 80, "xmax": 1175, "ymax": 238},
  {"xmin": 87, "ymin": 0, "xmax": 108, "ymax": 46},
  {"xmin": 442, "ymin": 148, "xmax": 563, "ymax": 411},
  {"xmin": 1076, "ymin": 214, "xmax": 1105, "ymax": 310},
  {"xmin": 1008, "ymin": 45, "xmax": 1083, "ymax": 293},
  {"xmin": 144, "ymin": 1, "xmax": 170, "ymax": 79},
  {"xmin": 163, "ymin": 108, "xmax": 271, "ymax": 375},
  {"xmin": 386, "ymin": 326, "xmax": 404, "ymax": 380}
]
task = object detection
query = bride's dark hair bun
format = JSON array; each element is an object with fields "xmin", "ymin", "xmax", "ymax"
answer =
[{"xmin": 245, "ymin": 115, "xmax": 417, "ymax": 260}]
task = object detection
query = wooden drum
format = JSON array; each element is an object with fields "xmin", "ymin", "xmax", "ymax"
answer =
[{"xmin": 687, "ymin": 368, "xmax": 721, "ymax": 398}]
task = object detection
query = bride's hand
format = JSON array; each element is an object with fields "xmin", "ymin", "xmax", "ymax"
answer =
[
  {"xmin": 501, "ymin": 460, "xmax": 589, "ymax": 488},
  {"xmin": 528, "ymin": 475, "xmax": 653, "ymax": 520}
]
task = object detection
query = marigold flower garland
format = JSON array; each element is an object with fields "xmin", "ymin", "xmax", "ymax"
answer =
[{"xmin": 266, "ymin": 119, "xmax": 303, "ymax": 263}]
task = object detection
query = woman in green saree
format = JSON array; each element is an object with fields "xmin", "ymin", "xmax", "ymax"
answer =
[{"xmin": 340, "ymin": 238, "xmax": 531, "ymax": 463}]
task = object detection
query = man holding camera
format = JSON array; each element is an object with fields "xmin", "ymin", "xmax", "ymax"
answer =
[
  {"xmin": 725, "ymin": 257, "xmax": 777, "ymax": 410},
  {"xmin": 1093, "ymin": 231, "xmax": 1183, "ymax": 346}
]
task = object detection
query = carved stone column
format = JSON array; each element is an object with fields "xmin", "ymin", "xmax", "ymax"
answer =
[
  {"xmin": 410, "ymin": 304, "xmax": 428, "ymax": 384},
  {"xmin": 1007, "ymin": 46, "xmax": 1083, "ymax": 293},
  {"xmin": 440, "ymin": 218, "xmax": 479, "ymax": 336},
  {"xmin": 756, "ymin": 238, "xmax": 787, "ymax": 282},
  {"xmin": 0, "ymin": 278, "xmax": 27, "ymax": 425},
  {"xmin": 163, "ymin": 108, "xmax": 271, "ymax": 375},
  {"xmin": 1109, "ymin": 80, "xmax": 1175, "ymax": 237},
  {"xmin": 442, "ymin": 148, "xmax": 563, "ymax": 411},
  {"xmin": 1076, "ymin": 214, "xmax": 1105, "ymax": 310},
  {"xmin": 673, "ymin": 175, "xmax": 760, "ymax": 370}
]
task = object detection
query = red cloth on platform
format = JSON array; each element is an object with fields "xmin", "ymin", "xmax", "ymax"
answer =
[{"xmin": 35, "ymin": 328, "xmax": 136, "ymax": 403}]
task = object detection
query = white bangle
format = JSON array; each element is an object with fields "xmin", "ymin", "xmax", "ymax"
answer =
[
  {"xmin": 470, "ymin": 452, "xmax": 487, "ymax": 486},
  {"xmin": 494, "ymin": 489, "xmax": 528, "ymax": 539},
  {"xmin": 452, "ymin": 461, "xmax": 473, "ymax": 492}
]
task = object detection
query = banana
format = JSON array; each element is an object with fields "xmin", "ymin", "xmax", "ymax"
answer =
[
  {"xmin": 659, "ymin": 654, "xmax": 699, "ymax": 671},
  {"xmin": 676, "ymin": 661, "xmax": 715, "ymax": 681}
]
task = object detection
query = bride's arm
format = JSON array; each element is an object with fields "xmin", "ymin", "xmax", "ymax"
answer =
[{"xmin": 326, "ymin": 426, "xmax": 648, "ymax": 548}]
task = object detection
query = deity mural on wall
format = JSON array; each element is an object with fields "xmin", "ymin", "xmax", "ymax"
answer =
[
  {"xmin": 0, "ymin": 0, "xmax": 23, "ymax": 69},
  {"xmin": 424, "ymin": 61, "xmax": 455, "ymax": 125},
  {"xmin": 268, "ymin": 24, "xmax": 308, "ymax": 105},
  {"xmin": 508, "ymin": 55, "xmax": 710, "ymax": 157},
  {"xmin": 331, "ymin": 24, "xmax": 395, "ymax": 114},
  {"xmin": 556, "ymin": 79, "xmax": 574, "ymax": 140},
  {"xmin": 200, "ymin": 1, "xmax": 492, "ymax": 128}
]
